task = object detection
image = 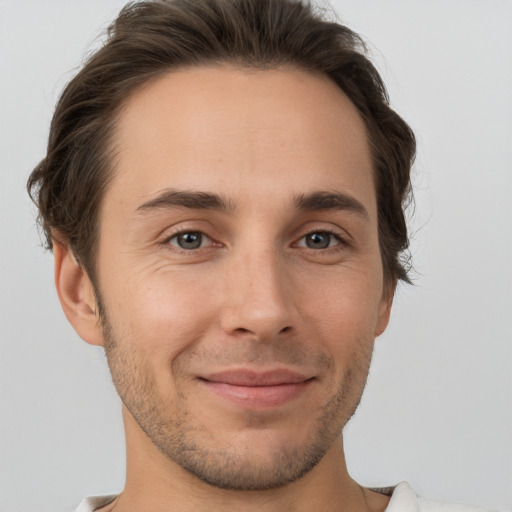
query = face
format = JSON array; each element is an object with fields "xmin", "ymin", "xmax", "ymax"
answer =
[{"xmin": 94, "ymin": 66, "xmax": 391, "ymax": 490}]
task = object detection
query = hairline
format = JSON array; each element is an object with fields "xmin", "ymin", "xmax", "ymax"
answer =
[{"xmin": 77, "ymin": 61, "xmax": 393, "ymax": 291}]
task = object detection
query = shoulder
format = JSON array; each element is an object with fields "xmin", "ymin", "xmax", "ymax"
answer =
[
  {"xmin": 384, "ymin": 482, "xmax": 500, "ymax": 512},
  {"xmin": 73, "ymin": 494, "xmax": 118, "ymax": 512}
]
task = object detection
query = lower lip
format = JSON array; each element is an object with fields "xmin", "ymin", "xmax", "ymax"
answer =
[{"xmin": 201, "ymin": 380, "xmax": 312, "ymax": 409}]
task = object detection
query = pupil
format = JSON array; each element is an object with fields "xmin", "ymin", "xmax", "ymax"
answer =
[
  {"xmin": 307, "ymin": 232, "xmax": 330, "ymax": 249},
  {"xmin": 178, "ymin": 232, "xmax": 202, "ymax": 249}
]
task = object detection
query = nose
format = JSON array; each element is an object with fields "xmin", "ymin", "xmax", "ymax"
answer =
[{"xmin": 219, "ymin": 246, "xmax": 298, "ymax": 341}]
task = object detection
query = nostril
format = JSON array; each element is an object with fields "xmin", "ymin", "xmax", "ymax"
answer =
[{"xmin": 280, "ymin": 326, "xmax": 292, "ymax": 334}]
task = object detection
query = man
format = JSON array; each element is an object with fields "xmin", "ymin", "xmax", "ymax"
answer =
[{"xmin": 26, "ymin": 1, "xmax": 494, "ymax": 511}]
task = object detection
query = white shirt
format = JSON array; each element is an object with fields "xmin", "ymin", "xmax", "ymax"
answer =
[
  {"xmin": 381, "ymin": 482, "xmax": 494, "ymax": 511},
  {"xmin": 73, "ymin": 482, "xmax": 497, "ymax": 511}
]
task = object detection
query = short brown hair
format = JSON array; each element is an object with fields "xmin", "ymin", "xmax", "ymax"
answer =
[{"xmin": 27, "ymin": 0, "xmax": 415, "ymax": 288}]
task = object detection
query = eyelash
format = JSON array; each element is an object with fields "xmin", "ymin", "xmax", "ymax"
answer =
[
  {"xmin": 164, "ymin": 230, "xmax": 217, "ymax": 252},
  {"xmin": 162, "ymin": 228, "xmax": 348, "ymax": 254},
  {"xmin": 295, "ymin": 229, "xmax": 347, "ymax": 253}
]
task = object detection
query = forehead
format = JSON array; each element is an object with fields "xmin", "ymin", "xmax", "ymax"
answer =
[{"xmin": 110, "ymin": 65, "xmax": 375, "ymax": 214}]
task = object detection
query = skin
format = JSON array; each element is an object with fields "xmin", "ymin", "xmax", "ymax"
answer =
[{"xmin": 54, "ymin": 66, "xmax": 393, "ymax": 512}]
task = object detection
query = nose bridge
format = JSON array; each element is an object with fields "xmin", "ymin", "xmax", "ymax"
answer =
[{"xmin": 220, "ymin": 239, "xmax": 295, "ymax": 340}]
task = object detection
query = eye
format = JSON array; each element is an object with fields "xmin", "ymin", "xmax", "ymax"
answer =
[
  {"xmin": 168, "ymin": 231, "xmax": 211, "ymax": 250},
  {"xmin": 296, "ymin": 231, "xmax": 341, "ymax": 250}
]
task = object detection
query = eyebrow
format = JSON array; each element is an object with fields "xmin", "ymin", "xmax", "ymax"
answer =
[
  {"xmin": 135, "ymin": 188, "xmax": 368, "ymax": 220},
  {"xmin": 294, "ymin": 191, "xmax": 369, "ymax": 220},
  {"xmin": 136, "ymin": 189, "xmax": 233, "ymax": 213}
]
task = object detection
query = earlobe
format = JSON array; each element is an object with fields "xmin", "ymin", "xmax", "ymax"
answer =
[
  {"xmin": 53, "ymin": 239, "xmax": 104, "ymax": 346},
  {"xmin": 375, "ymin": 281, "xmax": 395, "ymax": 337}
]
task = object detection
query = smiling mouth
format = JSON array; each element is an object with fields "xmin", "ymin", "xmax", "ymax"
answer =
[{"xmin": 198, "ymin": 369, "xmax": 314, "ymax": 409}]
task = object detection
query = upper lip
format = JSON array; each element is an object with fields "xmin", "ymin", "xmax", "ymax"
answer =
[{"xmin": 200, "ymin": 369, "xmax": 312, "ymax": 386}]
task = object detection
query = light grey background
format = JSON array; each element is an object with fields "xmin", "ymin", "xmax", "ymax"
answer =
[{"xmin": 1, "ymin": 1, "xmax": 511, "ymax": 511}]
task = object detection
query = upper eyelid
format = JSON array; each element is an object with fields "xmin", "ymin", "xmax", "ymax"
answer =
[
  {"xmin": 166, "ymin": 229, "xmax": 209, "ymax": 239},
  {"xmin": 301, "ymin": 228, "xmax": 343, "ymax": 237},
  {"xmin": 159, "ymin": 222, "xmax": 217, "ymax": 242},
  {"xmin": 295, "ymin": 230, "xmax": 345, "ymax": 247},
  {"xmin": 296, "ymin": 226, "xmax": 349, "ymax": 243},
  {"xmin": 164, "ymin": 230, "xmax": 215, "ymax": 246}
]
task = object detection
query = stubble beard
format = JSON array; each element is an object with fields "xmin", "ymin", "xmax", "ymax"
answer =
[{"xmin": 100, "ymin": 309, "xmax": 373, "ymax": 491}]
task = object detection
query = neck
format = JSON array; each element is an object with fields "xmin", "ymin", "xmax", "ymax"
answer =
[{"xmin": 109, "ymin": 407, "xmax": 388, "ymax": 512}]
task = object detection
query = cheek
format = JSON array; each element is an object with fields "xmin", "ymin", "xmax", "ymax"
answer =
[
  {"xmin": 298, "ymin": 268, "xmax": 383, "ymax": 356},
  {"xmin": 302, "ymin": 260, "xmax": 383, "ymax": 313},
  {"xmin": 104, "ymin": 265, "xmax": 219, "ymax": 364}
]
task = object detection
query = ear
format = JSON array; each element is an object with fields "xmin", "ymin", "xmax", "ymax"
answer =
[
  {"xmin": 53, "ymin": 239, "xmax": 104, "ymax": 346},
  {"xmin": 374, "ymin": 279, "xmax": 395, "ymax": 337}
]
